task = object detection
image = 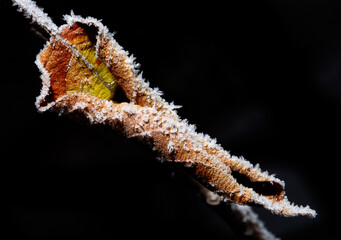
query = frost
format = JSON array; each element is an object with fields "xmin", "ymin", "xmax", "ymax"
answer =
[
  {"xmin": 230, "ymin": 204, "xmax": 280, "ymax": 240},
  {"xmin": 13, "ymin": 0, "xmax": 58, "ymax": 34},
  {"xmin": 142, "ymin": 114, "xmax": 149, "ymax": 123},
  {"xmin": 253, "ymin": 195, "xmax": 317, "ymax": 217},
  {"xmin": 169, "ymin": 101, "xmax": 182, "ymax": 110},
  {"xmin": 167, "ymin": 141, "xmax": 176, "ymax": 153},
  {"xmin": 121, "ymin": 104, "xmax": 135, "ymax": 115},
  {"xmin": 71, "ymin": 101, "xmax": 87, "ymax": 111}
]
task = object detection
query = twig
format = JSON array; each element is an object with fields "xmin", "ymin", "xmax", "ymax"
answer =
[{"xmin": 185, "ymin": 171, "xmax": 279, "ymax": 239}]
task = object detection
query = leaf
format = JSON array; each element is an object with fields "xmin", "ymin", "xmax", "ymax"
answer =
[
  {"xmin": 13, "ymin": 0, "xmax": 316, "ymax": 219},
  {"xmin": 39, "ymin": 22, "xmax": 117, "ymax": 102}
]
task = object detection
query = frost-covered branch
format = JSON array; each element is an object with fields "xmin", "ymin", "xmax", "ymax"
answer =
[{"xmin": 188, "ymin": 174, "xmax": 279, "ymax": 239}]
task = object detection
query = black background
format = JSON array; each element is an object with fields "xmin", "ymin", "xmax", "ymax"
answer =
[{"xmin": 1, "ymin": 0, "xmax": 339, "ymax": 239}]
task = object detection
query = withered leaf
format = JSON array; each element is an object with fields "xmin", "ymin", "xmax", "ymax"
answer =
[{"xmin": 13, "ymin": 0, "xmax": 316, "ymax": 219}]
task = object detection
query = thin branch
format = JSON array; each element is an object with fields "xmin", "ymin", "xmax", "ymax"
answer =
[{"xmin": 184, "ymin": 171, "xmax": 279, "ymax": 240}]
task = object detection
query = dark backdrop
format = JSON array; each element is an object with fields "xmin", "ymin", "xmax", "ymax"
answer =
[{"xmin": 1, "ymin": 0, "xmax": 339, "ymax": 239}]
